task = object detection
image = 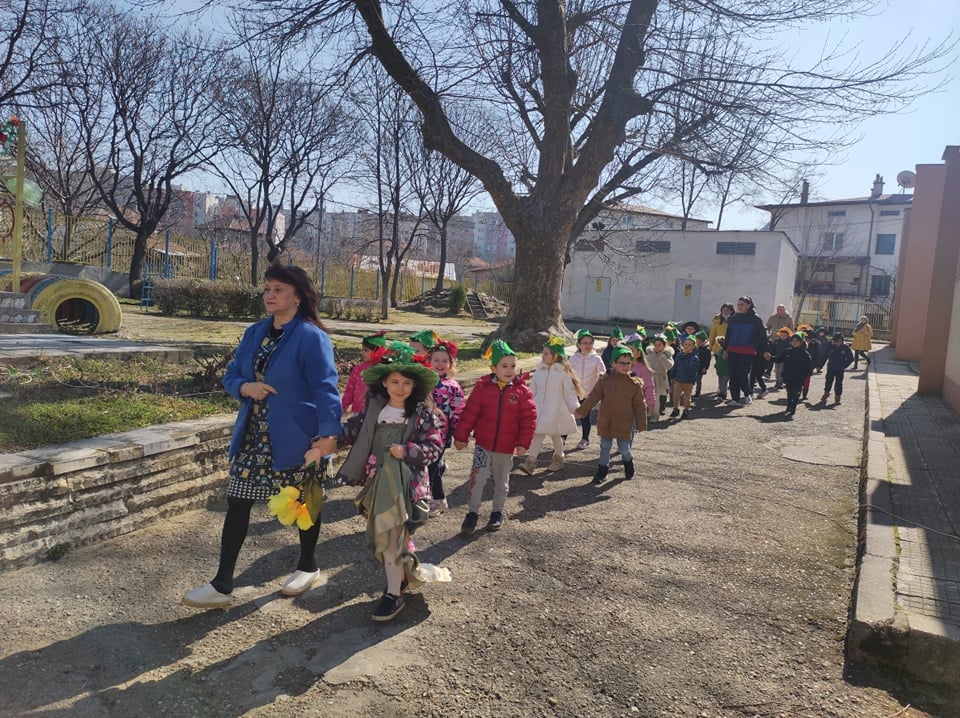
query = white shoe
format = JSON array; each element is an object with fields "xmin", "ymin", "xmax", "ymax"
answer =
[
  {"xmin": 428, "ymin": 498, "xmax": 448, "ymax": 517},
  {"xmin": 576, "ymin": 439, "xmax": 589, "ymax": 450},
  {"xmin": 181, "ymin": 583, "xmax": 231, "ymax": 609},
  {"xmin": 742, "ymin": 395, "xmax": 753, "ymax": 405},
  {"xmin": 281, "ymin": 569, "xmax": 321, "ymax": 596}
]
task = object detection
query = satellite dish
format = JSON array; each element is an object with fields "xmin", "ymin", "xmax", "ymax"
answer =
[{"xmin": 896, "ymin": 170, "xmax": 916, "ymax": 189}]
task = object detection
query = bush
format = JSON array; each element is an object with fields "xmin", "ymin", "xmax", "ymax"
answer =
[
  {"xmin": 151, "ymin": 279, "xmax": 263, "ymax": 319},
  {"xmin": 449, "ymin": 284, "xmax": 467, "ymax": 313},
  {"xmin": 321, "ymin": 297, "xmax": 379, "ymax": 322}
]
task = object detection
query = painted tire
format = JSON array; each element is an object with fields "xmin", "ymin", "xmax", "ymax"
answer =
[{"xmin": 26, "ymin": 276, "xmax": 122, "ymax": 334}]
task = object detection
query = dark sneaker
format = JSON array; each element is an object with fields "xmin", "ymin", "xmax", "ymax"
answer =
[
  {"xmin": 371, "ymin": 592, "xmax": 405, "ymax": 622},
  {"xmin": 460, "ymin": 511, "xmax": 479, "ymax": 535},
  {"xmin": 486, "ymin": 511, "xmax": 504, "ymax": 531},
  {"xmin": 669, "ymin": 408, "xmax": 680, "ymax": 418}
]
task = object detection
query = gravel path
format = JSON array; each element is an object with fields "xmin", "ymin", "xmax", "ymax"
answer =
[{"xmin": 0, "ymin": 367, "xmax": 950, "ymax": 717}]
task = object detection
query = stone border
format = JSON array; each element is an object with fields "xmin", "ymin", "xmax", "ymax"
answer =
[
  {"xmin": 847, "ymin": 360, "xmax": 960, "ymax": 692},
  {"xmin": 0, "ymin": 415, "xmax": 234, "ymax": 570}
]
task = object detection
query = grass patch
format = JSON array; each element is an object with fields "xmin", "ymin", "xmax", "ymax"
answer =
[{"xmin": 0, "ymin": 355, "xmax": 236, "ymax": 453}]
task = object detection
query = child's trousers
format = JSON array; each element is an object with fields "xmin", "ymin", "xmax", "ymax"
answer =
[
  {"xmin": 786, "ymin": 383, "xmax": 803, "ymax": 412},
  {"xmin": 824, "ymin": 369, "xmax": 845, "ymax": 398},
  {"xmin": 598, "ymin": 436, "xmax": 633, "ymax": 466},
  {"xmin": 716, "ymin": 374, "xmax": 729, "ymax": 396},
  {"xmin": 528, "ymin": 433, "xmax": 564, "ymax": 459},
  {"xmin": 672, "ymin": 382, "xmax": 694, "ymax": 410},
  {"xmin": 466, "ymin": 447, "xmax": 514, "ymax": 514}
]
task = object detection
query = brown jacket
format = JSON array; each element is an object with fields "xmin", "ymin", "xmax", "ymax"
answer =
[{"xmin": 578, "ymin": 372, "xmax": 648, "ymax": 440}]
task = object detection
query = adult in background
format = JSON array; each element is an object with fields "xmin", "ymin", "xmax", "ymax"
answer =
[
  {"xmin": 723, "ymin": 295, "xmax": 768, "ymax": 406},
  {"xmin": 765, "ymin": 304, "xmax": 795, "ymax": 334},
  {"xmin": 707, "ymin": 302, "xmax": 735, "ymax": 353},
  {"xmin": 851, "ymin": 315, "xmax": 874, "ymax": 369},
  {"xmin": 182, "ymin": 264, "xmax": 342, "ymax": 609}
]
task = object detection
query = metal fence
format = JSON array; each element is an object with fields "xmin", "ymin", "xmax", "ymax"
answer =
[
  {"xmin": 795, "ymin": 295, "xmax": 893, "ymax": 338},
  {"xmin": 1, "ymin": 207, "xmax": 513, "ymax": 304}
]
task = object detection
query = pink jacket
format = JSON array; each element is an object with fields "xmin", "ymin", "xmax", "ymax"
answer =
[
  {"xmin": 631, "ymin": 361, "xmax": 656, "ymax": 412},
  {"xmin": 341, "ymin": 359, "xmax": 374, "ymax": 414}
]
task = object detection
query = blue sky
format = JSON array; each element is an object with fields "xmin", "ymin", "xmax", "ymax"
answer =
[{"xmin": 720, "ymin": 0, "xmax": 960, "ymax": 229}]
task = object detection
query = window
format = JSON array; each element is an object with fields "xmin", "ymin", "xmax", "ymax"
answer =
[
  {"xmin": 880, "ymin": 209, "xmax": 901, "ymax": 217},
  {"xmin": 635, "ymin": 240, "xmax": 671, "ymax": 253},
  {"xmin": 871, "ymin": 275, "xmax": 891, "ymax": 296},
  {"xmin": 716, "ymin": 242, "xmax": 756, "ymax": 255},
  {"xmin": 827, "ymin": 210, "xmax": 846, "ymax": 217},
  {"xmin": 875, "ymin": 234, "xmax": 896, "ymax": 255},
  {"xmin": 822, "ymin": 232, "xmax": 844, "ymax": 251}
]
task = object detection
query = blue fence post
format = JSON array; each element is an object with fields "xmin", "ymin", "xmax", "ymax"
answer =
[
  {"xmin": 320, "ymin": 261, "xmax": 326, "ymax": 296},
  {"xmin": 46, "ymin": 208, "xmax": 53, "ymax": 261},
  {"xmin": 209, "ymin": 238, "xmax": 217, "ymax": 280},
  {"xmin": 349, "ymin": 266, "xmax": 355, "ymax": 299},
  {"xmin": 164, "ymin": 230, "xmax": 171, "ymax": 278},
  {"xmin": 106, "ymin": 218, "xmax": 113, "ymax": 269}
]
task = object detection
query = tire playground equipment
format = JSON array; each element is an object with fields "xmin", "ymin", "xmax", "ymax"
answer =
[{"xmin": 19, "ymin": 274, "xmax": 123, "ymax": 334}]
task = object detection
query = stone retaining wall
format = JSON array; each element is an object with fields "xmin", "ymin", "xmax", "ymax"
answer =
[{"xmin": 0, "ymin": 415, "xmax": 235, "ymax": 571}]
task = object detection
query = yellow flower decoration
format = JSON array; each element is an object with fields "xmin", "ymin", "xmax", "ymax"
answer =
[
  {"xmin": 268, "ymin": 486, "xmax": 315, "ymax": 529},
  {"xmin": 546, "ymin": 335, "xmax": 565, "ymax": 349}
]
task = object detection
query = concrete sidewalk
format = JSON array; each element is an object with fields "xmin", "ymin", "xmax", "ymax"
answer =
[{"xmin": 849, "ymin": 345, "xmax": 960, "ymax": 689}]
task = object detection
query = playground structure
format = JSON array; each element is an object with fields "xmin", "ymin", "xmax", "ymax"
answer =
[{"xmin": 1, "ymin": 116, "xmax": 121, "ymax": 334}]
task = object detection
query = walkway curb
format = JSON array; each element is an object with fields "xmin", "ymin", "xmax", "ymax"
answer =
[{"xmin": 847, "ymin": 351, "xmax": 960, "ymax": 694}]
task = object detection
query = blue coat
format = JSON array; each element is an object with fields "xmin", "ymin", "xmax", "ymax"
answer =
[{"xmin": 223, "ymin": 316, "xmax": 342, "ymax": 470}]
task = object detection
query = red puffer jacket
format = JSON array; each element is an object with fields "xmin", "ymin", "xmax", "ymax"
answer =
[{"xmin": 454, "ymin": 374, "xmax": 537, "ymax": 454}]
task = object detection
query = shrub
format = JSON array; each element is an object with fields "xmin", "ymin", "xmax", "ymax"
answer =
[
  {"xmin": 151, "ymin": 279, "xmax": 263, "ymax": 320},
  {"xmin": 449, "ymin": 284, "xmax": 467, "ymax": 313}
]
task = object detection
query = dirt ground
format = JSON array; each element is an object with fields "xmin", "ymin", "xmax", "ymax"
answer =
[{"xmin": 0, "ymin": 366, "xmax": 953, "ymax": 717}]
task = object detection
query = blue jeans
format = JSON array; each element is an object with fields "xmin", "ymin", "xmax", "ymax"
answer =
[{"xmin": 599, "ymin": 436, "xmax": 632, "ymax": 466}]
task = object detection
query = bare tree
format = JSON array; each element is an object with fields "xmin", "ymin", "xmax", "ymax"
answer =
[
  {"xmin": 0, "ymin": 0, "xmax": 66, "ymax": 108},
  {"xmin": 246, "ymin": 0, "xmax": 948, "ymax": 347},
  {"xmin": 349, "ymin": 62, "xmax": 427, "ymax": 317},
  {"xmin": 211, "ymin": 22, "xmax": 356, "ymax": 284},
  {"xmin": 406, "ymin": 108, "xmax": 486, "ymax": 292},
  {"xmin": 63, "ymin": 3, "xmax": 223, "ymax": 294},
  {"xmin": 16, "ymin": 80, "xmax": 109, "ymax": 258}
]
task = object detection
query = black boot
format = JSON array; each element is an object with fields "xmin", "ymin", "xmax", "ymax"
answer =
[
  {"xmin": 591, "ymin": 465, "xmax": 609, "ymax": 485},
  {"xmin": 658, "ymin": 395, "xmax": 667, "ymax": 415},
  {"xmin": 623, "ymin": 460, "xmax": 635, "ymax": 479}
]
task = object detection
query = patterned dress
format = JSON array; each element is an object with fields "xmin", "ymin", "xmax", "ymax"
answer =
[{"xmin": 226, "ymin": 327, "xmax": 311, "ymax": 501}]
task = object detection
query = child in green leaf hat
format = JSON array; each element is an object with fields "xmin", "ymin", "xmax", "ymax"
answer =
[
  {"xmin": 334, "ymin": 341, "xmax": 450, "ymax": 621},
  {"xmin": 453, "ymin": 338, "xmax": 536, "ymax": 534},
  {"xmin": 409, "ymin": 329, "xmax": 439, "ymax": 354},
  {"xmin": 601, "ymin": 325, "xmax": 624, "ymax": 368}
]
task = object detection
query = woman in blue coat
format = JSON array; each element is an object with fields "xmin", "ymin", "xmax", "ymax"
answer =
[
  {"xmin": 183, "ymin": 264, "xmax": 342, "ymax": 609},
  {"xmin": 722, "ymin": 295, "xmax": 768, "ymax": 406}
]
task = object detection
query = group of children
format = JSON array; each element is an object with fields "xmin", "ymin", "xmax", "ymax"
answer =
[{"xmin": 324, "ymin": 314, "xmax": 870, "ymax": 620}]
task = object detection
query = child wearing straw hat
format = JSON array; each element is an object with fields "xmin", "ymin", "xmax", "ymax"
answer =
[{"xmin": 334, "ymin": 342, "xmax": 451, "ymax": 621}]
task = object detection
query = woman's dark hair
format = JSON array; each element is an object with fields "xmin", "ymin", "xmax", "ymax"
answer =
[
  {"xmin": 264, "ymin": 264, "xmax": 326, "ymax": 331},
  {"xmin": 737, "ymin": 295, "xmax": 756, "ymax": 313},
  {"xmin": 366, "ymin": 369, "xmax": 434, "ymax": 417},
  {"xmin": 720, "ymin": 302, "xmax": 735, "ymax": 319}
]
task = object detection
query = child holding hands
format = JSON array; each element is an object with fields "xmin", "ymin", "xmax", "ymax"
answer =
[
  {"xmin": 575, "ymin": 346, "xmax": 648, "ymax": 484},
  {"xmin": 334, "ymin": 342, "xmax": 451, "ymax": 622},
  {"xmin": 520, "ymin": 336, "xmax": 582, "ymax": 474},
  {"xmin": 453, "ymin": 340, "xmax": 536, "ymax": 534}
]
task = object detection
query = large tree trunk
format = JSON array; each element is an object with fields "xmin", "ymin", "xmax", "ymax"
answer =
[
  {"xmin": 128, "ymin": 231, "xmax": 149, "ymax": 296},
  {"xmin": 495, "ymin": 225, "xmax": 571, "ymax": 350}
]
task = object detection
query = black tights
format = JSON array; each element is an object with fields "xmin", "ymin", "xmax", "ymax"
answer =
[{"xmin": 211, "ymin": 496, "xmax": 321, "ymax": 594}]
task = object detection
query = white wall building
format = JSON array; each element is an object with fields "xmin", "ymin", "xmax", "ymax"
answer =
[
  {"xmin": 562, "ymin": 229, "xmax": 798, "ymax": 328},
  {"xmin": 757, "ymin": 176, "xmax": 911, "ymax": 302}
]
